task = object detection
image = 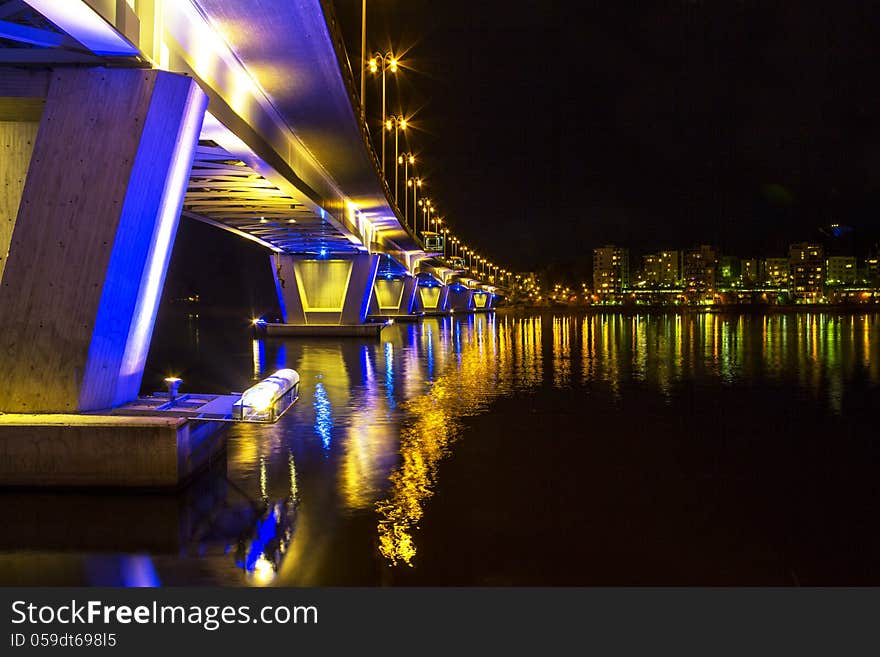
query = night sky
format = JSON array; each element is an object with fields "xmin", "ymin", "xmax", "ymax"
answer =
[
  {"xmin": 165, "ymin": 1, "xmax": 880, "ymax": 306},
  {"xmin": 334, "ymin": 1, "xmax": 880, "ymax": 267}
]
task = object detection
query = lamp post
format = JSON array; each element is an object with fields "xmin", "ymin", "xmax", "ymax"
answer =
[
  {"xmin": 369, "ymin": 52, "xmax": 398, "ymax": 174},
  {"xmin": 398, "ymin": 152, "xmax": 415, "ymax": 219},
  {"xmin": 418, "ymin": 197, "xmax": 432, "ymax": 242},
  {"xmin": 442, "ymin": 228, "xmax": 450, "ymax": 258},
  {"xmin": 383, "ymin": 123, "xmax": 406, "ymax": 203},
  {"xmin": 360, "ymin": 0, "xmax": 366, "ymax": 124},
  {"xmin": 410, "ymin": 177, "xmax": 423, "ymax": 234}
]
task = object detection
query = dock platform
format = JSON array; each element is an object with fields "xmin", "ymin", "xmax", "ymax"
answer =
[{"xmin": 0, "ymin": 392, "xmax": 240, "ymax": 489}]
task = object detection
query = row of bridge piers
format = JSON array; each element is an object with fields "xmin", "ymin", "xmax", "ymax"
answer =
[{"xmin": 269, "ymin": 253, "xmax": 495, "ymax": 330}]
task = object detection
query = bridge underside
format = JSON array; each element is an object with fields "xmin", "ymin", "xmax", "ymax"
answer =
[{"xmin": 0, "ymin": 0, "xmax": 503, "ymax": 416}]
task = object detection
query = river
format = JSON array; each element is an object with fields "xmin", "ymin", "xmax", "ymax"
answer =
[{"xmin": 1, "ymin": 310, "xmax": 878, "ymax": 585}]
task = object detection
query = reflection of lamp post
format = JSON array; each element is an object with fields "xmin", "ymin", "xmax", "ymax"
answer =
[
  {"xmin": 398, "ymin": 152, "xmax": 415, "ymax": 219},
  {"xmin": 369, "ymin": 52, "xmax": 398, "ymax": 173},
  {"xmin": 385, "ymin": 118, "xmax": 407, "ymax": 202}
]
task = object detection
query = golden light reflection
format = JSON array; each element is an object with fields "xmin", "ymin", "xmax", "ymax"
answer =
[
  {"xmin": 233, "ymin": 312, "xmax": 880, "ymax": 578},
  {"xmin": 376, "ymin": 314, "xmax": 552, "ymax": 567}
]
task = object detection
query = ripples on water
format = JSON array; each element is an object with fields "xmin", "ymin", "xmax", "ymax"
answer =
[{"xmin": 1, "ymin": 311, "xmax": 877, "ymax": 585}]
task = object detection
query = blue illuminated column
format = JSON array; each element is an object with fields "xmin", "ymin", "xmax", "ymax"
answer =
[
  {"xmin": 0, "ymin": 68, "xmax": 207, "ymax": 413},
  {"xmin": 401, "ymin": 275, "xmax": 419, "ymax": 314},
  {"xmin": 439, "ymin": 284, "xmax": 452, "ymax": 312}
]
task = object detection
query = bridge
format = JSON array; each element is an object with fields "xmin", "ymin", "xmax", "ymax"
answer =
[{"xmin": 0, "ymin": 0, "xmax": 504, "ymax": 427}]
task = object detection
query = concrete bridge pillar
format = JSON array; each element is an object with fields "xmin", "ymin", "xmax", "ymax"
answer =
[
  {"xmin": 0, "ymin": 68, "xmax": 207, "ymax": 413},
  {"xmin": 447, "ymin": 285, "xmax": 475, "ymax": 312},
  {"xmin": 272, "ymin": 252, "xmax": 380, "ymax": 326},
  {"xmin": 415, "ymin": 282, "xmax": 450, "ymax": 314},
  {"xmin": 371, "ymin": 275, "xmax": 418, "ymax": 316},
  {"xmin": 473, "ymin": 291, "xmax": 492, "ymax": 310}
]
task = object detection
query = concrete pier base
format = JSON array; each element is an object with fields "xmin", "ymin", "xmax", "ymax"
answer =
[
  {"xmin": 0, "ymin": 414, "xmax": 226, "ymax": 488},
  {"xmin": 367, "ymin": 314, "xmax": 421, "ymax": 323},
  {"xmin": 265, "ymin": 323, "xmax": 387, "ymax": 338}
]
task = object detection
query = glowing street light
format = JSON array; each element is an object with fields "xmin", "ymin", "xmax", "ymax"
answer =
[
  {"xmin": 418, "ymin": 197, "xmax": 433, "ymax": 242},
  {"xmin": 398, "ymin": 152, "xmax": 415, "ymax": 221},
  {"xmin": 409, "ymin": 176, "xmax": 423, "ymax": 233},
  {"xmin": 386, "ymin": 116, "xmax": 408, "ymax": 202},
  {"xmin": 369, "ymin": 51, "xmax": 400, "ymax": 173},
  {"xmin": 359, "ymin": 1, "xmax": 367, "ymax": 123}
]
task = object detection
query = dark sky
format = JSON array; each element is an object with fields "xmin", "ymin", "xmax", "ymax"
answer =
[
  {"xmin": 165, "ymin": 1, "xmax": 880, "ymax": 307},
  {"xmin": 331, "ymin": 0, "xmax": 880, "ymax": 269}
]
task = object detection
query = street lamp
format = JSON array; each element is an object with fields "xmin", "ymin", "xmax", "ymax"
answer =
[
  {"xmin": 398, "ymin": 152, "xmax": 415, "ymax": 220},
  {"xmin": 418, "ymin": 197, "xmax": 432, "ymax": 242},
  {"xmin": 369, "ymin": 51, "xmax": 399, "ymax": 174},
  {"xmin": 409, "ymin": 176, "xmax": 423, "ymax": 231},
  {"xmin": 360, "ymin": 1, "xmax": 367, "ymax": 123},
  {"xmin": 383, "ymin": 121, "xmax": 406, "ymax": 203}
]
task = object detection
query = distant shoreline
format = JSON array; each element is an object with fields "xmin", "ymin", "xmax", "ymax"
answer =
[{"xmin": 498, "ymin": 304, "xmax": 880, "ymax": 315}]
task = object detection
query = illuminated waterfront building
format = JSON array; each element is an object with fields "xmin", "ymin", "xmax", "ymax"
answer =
[
  {"xmin": 681, "ymin": 245, "xmax": 717, "ymax": 297},
  {"xmin": 763, "ymin": 257, "xmax": 790, "ymax": 287},
  {"xmin": 825, "ymin": 256, "xmax": 858, "ymax": 286},
  {"xmin": 592, "ymin": 245, "xmax": 629, "ymax": 297},
  {"xmin": 640, "ymin": 250, "xmax": 680, "ymax": 286},
  {"xmin": 789, "ymin": 242, "xmax": 824, "ymax": 300},
  {"xmin": 718, "ymin": 256, "xmax": 740, "ymax": 287},
  {"xmin": 740, "ymin": 258, "xmax": 762, "ymax": 285},
  {"xmin": 867, "ymin": 246, "xmax": 879, "ymax": 286}
]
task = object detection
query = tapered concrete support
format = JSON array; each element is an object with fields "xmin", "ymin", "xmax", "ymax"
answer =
[
  {"xmin": 371, "ymin": 275, "xmax": 418, "ymax": 316},
  {"xmin": 0, "ymin": 68, "xmax": 208, "ymax": 413},
  {"xmin": 416, "ymin": 283, "xmax": 450, "ymax": 314},
  {"xmin": 272, "ymin": 252, "xmax": 380, "ymax": 325},
  {"xmin": 448, "ymin": 286, "xmax": 475, "ymax": 312},
  {"xmin": 473, "ymin": 291, "xmax": 491, "ymax": 310}
]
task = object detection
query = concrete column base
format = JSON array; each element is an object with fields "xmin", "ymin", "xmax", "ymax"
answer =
[{"xmin": 0, "ymin": 415, "xmax": 227, "ymax": 488}]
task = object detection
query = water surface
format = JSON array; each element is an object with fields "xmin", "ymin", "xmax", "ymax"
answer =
[{"xmin": 1, "ymin": 310, "xmax": 878, "ymax": 585}]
